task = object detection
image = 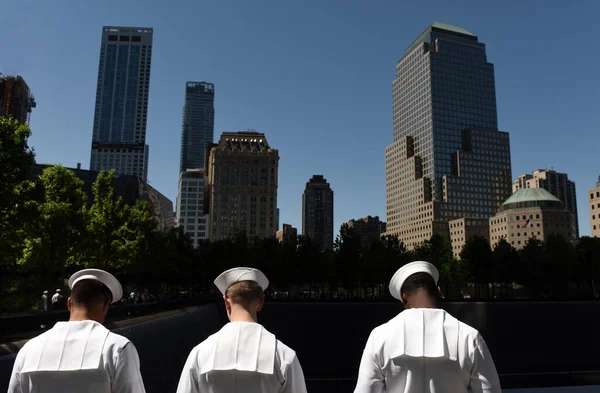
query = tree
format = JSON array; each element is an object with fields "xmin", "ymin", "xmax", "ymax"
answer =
[
  {"xmin": 76, "ymin": 170, "xmax": 131, "ymax": 270},
  {"xmin": 0, "ymin": 116, "xmax": 35, "ymax": 294},
  {"xmin": 491, "ymin": 238, "xmax": 520, "ymax": 297},
  {"xmin": 575, "ymin": 237, "xmax": 600, "ymax": 298},
  {"xmin": 365, "ymin": 235, "xmax": 410, "ymax": 298},
  {"xmin": 460, "ymin": 236, "xmax": 493, "ymax": 299},
  {"xmin": 77, "ymin": 171, "xmax": 157, "ymax": 281},
  {"xmin": 18, "ymin": 166, "xmax": 87, "ymax": 294},
  {"xmin": 334, "ymin": 224, "xmax": 363, "ymax": 296},
  {"xmin": 543, "ymin": 234, "xmax": 575, "ymax": 299},
  {"xmin": 414, "ymin": 234, "xmax": 458, "ymax": 298},
  {"xmin": 519, "ymin": 238, "xmax": 546, "ymax": 298}
]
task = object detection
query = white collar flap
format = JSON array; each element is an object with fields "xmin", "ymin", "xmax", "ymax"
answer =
[
  {"xmin": 202, "ymin": 322, "xmax": 276, "ymax": 375},
  {"xmin": 22, "ymin": 321, "xmax": 110, "ymax": 373},
  {"xmin": 389, "ymin": 308, "xmax": 459, "ymax": 361}
]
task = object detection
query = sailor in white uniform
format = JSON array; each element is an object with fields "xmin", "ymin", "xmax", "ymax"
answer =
[
  {"xmin": 8, "ymin": 268, "xmax": 146, "ymax": 393},
  {"xmin": 354, "ymin": 261, "xmax": 501, "ymax": 393},
  {"xmin": 176, "ymin": 267, "xmax": 307, "ymax": 393}
]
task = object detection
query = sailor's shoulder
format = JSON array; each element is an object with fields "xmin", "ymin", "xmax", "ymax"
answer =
[
  {"xmin": 455, "ymin": 318, "xmax": 481, "ymax": 340},
  {"xmin": 18, "ymin": 329, "xmax": 52, "ymax": 354},
  {"xmin": 105, "ymin": 331, "xmax": 132, "ymax": 349}
]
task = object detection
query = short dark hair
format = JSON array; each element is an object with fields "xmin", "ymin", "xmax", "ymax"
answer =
[
  {"xmin": 225, "ymin": 281, "xmax": 263, "ymax": 305},
  {"xmin": 400, "ymin": 272, "xmax": 439, "ymax": 299},
  {"xmin": 71, "ymin": 280, "xmax": 112, "ymax": 309}
]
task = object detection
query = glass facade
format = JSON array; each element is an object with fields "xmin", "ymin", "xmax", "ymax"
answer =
[
  {"xmin": 180, "ymin": 82, "xmax": 215, "ymax": 172},
  {"xmin": 90, "ymin": 26, "xmax": 152, "ymax": 181},
  {"xmin": 386, "ymin": 23, "xmax": 512, "ymax": 249}
]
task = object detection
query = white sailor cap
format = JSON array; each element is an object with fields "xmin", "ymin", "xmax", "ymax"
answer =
[
  {"xmin": 389, "ymin": 261, "xmax": 439, "ymax": 300},
  {"xmin": 68, "ymin": 268, "xmax": 123, "ymax": 304},
  {"xmin": 55, "ymin": 289, "xmax": 61, "ymax": 292},
  {"xmin": 214, "ymin": 267, "xmax": 269, "ymax": 295},
  {"xmin": 43, "ymin": 290, "xmax": 48, "ymax": 294}
]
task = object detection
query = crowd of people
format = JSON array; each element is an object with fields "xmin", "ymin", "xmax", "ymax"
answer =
[{"xmin": 11, "ymin": 264, "xmax": 501, "ymax": 393}]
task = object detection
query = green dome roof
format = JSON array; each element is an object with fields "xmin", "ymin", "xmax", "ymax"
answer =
[{"xmin": 501, "ymin": 188, "xmax": 563, "ymax": 211}]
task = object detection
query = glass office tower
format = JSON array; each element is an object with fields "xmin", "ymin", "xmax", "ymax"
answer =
[
  {"xmin": 179, "ymin": 82, "xmax": 215, "ymax": 173},
  {"xmin": 90, "ymin": 26, "xmax": 153, "ymax": 181},
  {"xmin": 385, "ymin": 22, "xmax": 512, "ymax": 248}
]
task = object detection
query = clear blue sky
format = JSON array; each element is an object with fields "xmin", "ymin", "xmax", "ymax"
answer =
[{"xmin": 2, "ymin": 0, "xmax": 599, "ymax": 236}]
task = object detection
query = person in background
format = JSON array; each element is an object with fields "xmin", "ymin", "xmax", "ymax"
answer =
[
  {"xmin": 354, "ymin": 261, "xmax": 501, "ymax": 393},
  {"xmin": 51, "ymin": 288, "xmax": 63, "ymax": 310},
  {"xmin": 41, "ymin": 291, "xmax": 48, "ymax": 312},
  {"xmin": 176, "ymin": 267, "xmax": 307, "ymax": 393},
  {"xmin": 8, "ymin": 268, "xmax": 146, "ymax": 393}
]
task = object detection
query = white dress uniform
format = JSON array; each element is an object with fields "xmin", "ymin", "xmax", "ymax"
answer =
[
  {"xmin": 354, "ymin": 308, "xmax": 500, "ymax": 393},
  {"xmin": 176, "ymin": 321, "xmax": 307, "ymax": 393},
  {"xmin": 8, "ymin": 320, "xmax": 145, "ymax": 393},
  {"xmin": 176, "ymin": 267, "xmax": 307, "ymax": 393},
  {"xmin": 8, "ymin": 268, "xmax": 146, "ymax": 393},
  {"xmin": 354, "ymin": 261, "xmax": 501, "ymax": 393}
]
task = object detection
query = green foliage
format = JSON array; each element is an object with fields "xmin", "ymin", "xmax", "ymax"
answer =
[
  {"xmin": 2, "ymin": 116, "xmax": 599, "ymax": 310},
  {"xmin": 18, "ymin": 166, "xmax": 87, "ymax": 293},
  {"xmin": 0, "ymin": 116, "xmax": 35, "ymax": 294}
]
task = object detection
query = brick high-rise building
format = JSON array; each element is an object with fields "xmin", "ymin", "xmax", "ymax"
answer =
[
  {"xmin": 276, "ymin": 224, "xmax": 298, "ymax": 245},
  {"xmin": 206, "ymin": 132, "xmax": 279, "ymax": 240},
  {"xmin": 90, "ymin": 26, "xmax": 153, "ymax": 181},
  {"xmin": 302, "ymin": 175, "xmax": 334, "ymax": 251},
  {"xmin": 513, "ymin": 169, "xmax": 579, "ymax": 238},
  {"xmin": 347, "ymin": 216, "xmax": 386, "ymax": 249},
  {"xmin": 385, "ymin": 22, "xmax": 512, "ymax": 249},
  {"xmin": 589, "ymin": 176, "xmax": 600, "ymax": 238},
  {"xmin": 0, "ymin": 74, "xmax": 36, "ymax": 124},
  {"xmin": 449, "ymin": 218, "xmax": 489, "ymax": 257}
]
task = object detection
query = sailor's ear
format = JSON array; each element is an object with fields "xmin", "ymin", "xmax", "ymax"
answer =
[
  {"xmin": 223, "ymin": 295, "xmax": 231, "ymax": 310},
  {"xmin": 67, "ymin": 297, "xmax": 72, "ymax": 312},
  {"xmin": 401, "ymin": 292, "xmax": 408, "ymax": 306},
  {"xmin": 102, "ymin": 299, "xmax": 110, "ymax": 314},
  {"xmin": 256, "ymin": 295, "xmax": 265, "ymax": 312}
]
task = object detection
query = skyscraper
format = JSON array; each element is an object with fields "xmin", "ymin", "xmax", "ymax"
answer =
[
  {"xmin": 90, "ymin": 26, "xmax": 153, "ymax": 181},
  {"xmin": 385, "ymin": 22, "xmax": 512, "ymax": 249},
  {"xmin": 179, "ymin": 82, "xmax": 215, "ymax": 172},
  {"xmin": 206, "ymin": 132, "xmax": 279, "ymax": 240},
  {"xmin": 175, "ymin": 168, "xmax": 210, "ymax": 247},
  {"xmin": 175, "ymin": 82, "xmax": 215, "ymax": 245},
  {"xmin": 589, "ymin": 176, "xmax": 600, "ymax": 238},
  {"xmin": 302, "ymin": 175, "xmax": 334, "ymax": 251},
  {"xmin": 513, "ymin": 169, "xmax": 579, "ymax": 237},
  {"xmin": 0, "ymin": 74, "xmax": 36, "ymax": 124}
]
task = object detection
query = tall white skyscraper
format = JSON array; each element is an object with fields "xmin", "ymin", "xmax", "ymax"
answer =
[{"xmin": 90, "ymin": 26, "xmax": 153, "ymax": 181}]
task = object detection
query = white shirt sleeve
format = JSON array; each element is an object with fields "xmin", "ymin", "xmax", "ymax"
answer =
[
  {"xmin": 354, "ymin": 332, "xmax": 385, "ymax": 393},
  {"xmin": 176, "ymin": 350, "xmax": 200, "ymax": 393},
  {"xmin": 468, "ymin": 335, "xmax": 501, "ymax": 393},
  {"xmin": 111, "ymin": 342, "xmax": 146, "ymax": 393},
  {"xmin": 7, "ymin": 352, "xmax": 24, "ymax": 393},
  {"xmin": 281, "ymin": 353, "xmax": 308, "ymax": 393}
]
